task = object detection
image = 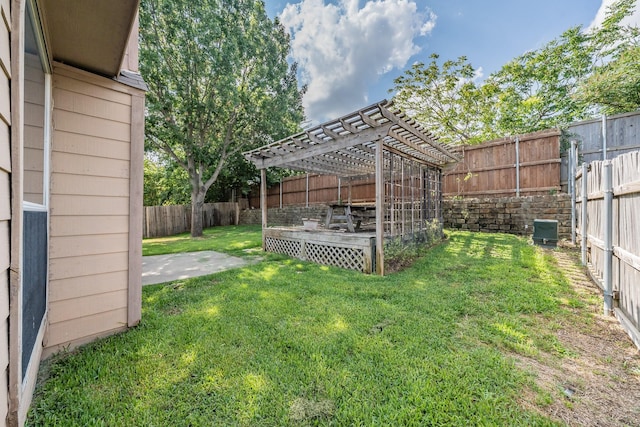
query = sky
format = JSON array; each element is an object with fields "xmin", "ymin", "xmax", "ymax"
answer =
[{"xmin": 263, "ymin": 0, "xmax": 640, "ymax": 124}]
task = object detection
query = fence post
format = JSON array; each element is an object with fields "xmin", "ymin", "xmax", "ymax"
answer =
[
  {"xmin": 602, "ymin": 114, "xmax": 607, "ymax": 161},
  {"xmin": 306, "ymin": 173, "xmax": 309, "ymax": 208},
  {"xmin": 279, "ymin": 178, "xmax": 283, "ymax": 209},
  {"xmin": 581, "ymin": 163, "xmax": 588, "ymax": 265},
  {"xmin": 603, "ymin": 160, "xmax": 613, "ymax": 316},
  {"xmin": 515, "ymin": 136, "xmax": 520, "ymax": 197},
  {"xmin": 570, "ymin": 140, "xmax": 577, "ymax": 245}
]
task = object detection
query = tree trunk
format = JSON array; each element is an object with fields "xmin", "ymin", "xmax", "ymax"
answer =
[{"xmin": 191, "ymin": 188, "xmax": 206, "ymax": 237}]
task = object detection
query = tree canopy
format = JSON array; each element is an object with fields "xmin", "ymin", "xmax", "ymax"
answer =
[
  {"xmin": 391, "ymin": 0, "xmax": 640, "ymax": 144},
  {"xmin": 140, "ymin": 0, "xmax": 305, "ymax": 235}
]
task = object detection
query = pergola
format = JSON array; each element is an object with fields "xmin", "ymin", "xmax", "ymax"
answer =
[{"xmin": 244, "ymin": 100, "xmax": 460, "ymax": 274}]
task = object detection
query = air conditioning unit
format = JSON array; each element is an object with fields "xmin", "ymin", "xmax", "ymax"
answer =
[{"xmin": 533, "ymin": 219, "xmax": 558, "ymax": 248}]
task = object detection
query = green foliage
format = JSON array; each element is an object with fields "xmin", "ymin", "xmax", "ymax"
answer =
[
  {"xmin": 576, "ymin": 46, "xmax": 640, "ymax": 114},
  {"xmin": 392, "ymin": 54, "xmax": 499, "ymax": 144},
  {"xmin": 489, "ymin": 26, "xmax": 594, "ymax": 135},
  {"xmin": 391, "ymin": 0, "xmax": 639, "ymax": 143},
  {"xmin": 140, "ymin": 0, "xmax": 304, "ymax": 235},
  {"xmin": 29, "ymin": 231, "xmax": 597, "ymax": 426},
  {"xmin": 143, "ymin": 157, "xmax": 190, "ymax": 206}
]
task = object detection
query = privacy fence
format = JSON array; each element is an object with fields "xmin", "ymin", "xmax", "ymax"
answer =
[
  {"xmin": 248, "ymin": 129, "xmax": 562, "ymax": 206},
  {"xmin": 143, "ymin": 202, "xmax": 239, "ymax": 238},
  {"xmin": 574, "ymin": 150, "xmax": 640, "ymax": 348},
  {"xmin": 561, "ymin": 111, "xmax": 640, "ymax": 189}
]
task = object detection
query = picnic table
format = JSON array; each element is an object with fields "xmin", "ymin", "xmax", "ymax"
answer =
[{"xmin": 325, "ymin": 203, "xmax": 376, "ymax": 232}]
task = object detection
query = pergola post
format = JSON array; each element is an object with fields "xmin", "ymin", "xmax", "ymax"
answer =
[
  {"xmin": 260, "ymin": 168, "xmax": 267, "ymax": 249},
  {"xmin": 375, "ymin": 139, "xmax": 385, "ymax": 275}
]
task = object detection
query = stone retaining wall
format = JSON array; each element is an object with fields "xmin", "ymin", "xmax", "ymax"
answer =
[
  {"xmin": 239, "ymin": 206, "xmax": 328, "ymax": 227},
  {"xmin": 442, "ymin": 194, "xmax": 572, "ymax": 238},
  {"xmin": 240, "ymin": 194, "xmax": 572, "ymax": 239}
]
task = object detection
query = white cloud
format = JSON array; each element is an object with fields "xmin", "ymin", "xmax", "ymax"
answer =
[
  {"xmin": 589, "ymin": 0, "xmax": 640, "ymax": 30},
  {"xmin": 280, "ymin": 0, "xmax": 437, "ymax": 122}
]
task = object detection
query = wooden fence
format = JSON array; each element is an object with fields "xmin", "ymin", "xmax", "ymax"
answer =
[
  {"xmin": 249, "ymin": 174, "xmax": 375, "ymax": 208},
  {"xmin": 442, "ymin": 129, "xmax": 561, "ymax": 197},
  {"xmin": 143, "ymin": 202, "xmax": 239, "ymax": 238},
  {"xmin": 561, "ymin": 111, "xmax": 640, "ymax": 189},
  {"xmin": 249, "ymin": 129, "xmax": 562, "ymax": 205},
  {"xmin": 575, "ymin": 150, "xmax": 640, "ymax": 348}
]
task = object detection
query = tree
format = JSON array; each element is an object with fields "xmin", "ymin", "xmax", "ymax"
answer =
[
  {"xmin": 488, "ymin": 26, "xmax": 594, "ymax": 135},
  {"xmin": 576, "ymin": 46, "xmax": 640, "ymax": 114},
  {"xmin": 391, "ymin": 54, "xmax": 498, "ymax": 145},
  {"xmin": 140, "ymin": 0, "xmax": 305, "ymax": 236},
  {"xmin": 391, "ymin": 0, "xmax": 639, "ymax": 144}
]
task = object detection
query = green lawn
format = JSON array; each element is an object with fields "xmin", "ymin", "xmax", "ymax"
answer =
[
  {"xmin": 28, "ymin": 230, "xmax": 588, "ymax": 426},
  {"xmin": 142, "ymin": 224, "xmax": 263, "ymax": 257}
]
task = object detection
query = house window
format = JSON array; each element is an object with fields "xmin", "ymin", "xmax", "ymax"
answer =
[{"xmin": 21, "ymin": 1, "xmax": 51, "ymax": 382}]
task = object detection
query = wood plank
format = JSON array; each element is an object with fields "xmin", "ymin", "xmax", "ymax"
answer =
[
  {"xmin": 54, "ymin": 89, "xmax": 131, "ymax": 124},
  {"xmin": 46, "ymin": 308, "xmax": 128, "ymax": 348},
  {"xmin": 53, "ymin": 72, "xmax": 132, "ymax": 105},
  {"xmin": 0, "ymin": 7, "xmax": 9, "ymax": 80},
  {"xmin": 53, "ymin": 109, "xmax": 131, "ymax": 143},
  {"xmin": 49, "ymin": 271, "xmax": 128, "ymax": 302},
  {"xmin": 51, "ymin": 173, "xmax": 129, "ymax": 197},
  {"xmin": 50, "ymin": 233, "xmax": 129, "ymax": 259},
  {"xmin": 51, "ymin": 151, "xmax": 129, "ymax": 179},
  {"xmin": 50, "ymin": 194, "xmax": 130, "ymax": 216},
  {"xmin": 0, "ymin": 172, "xmax": 9, "ymax": 220},
  {"xmin": 48, "ymin": 290, "xmax": 127, "ymax": 324},
  {"xmin": 49, "ymin": 252, "xmax": 129, "ymax": 281},
  {"xmin": 0, "ymin": 316, "xmax": 7, "ymax": 370},
  {"xmin": 253, "ymin": 124, "xmax": 392, "ymax": 170},
  {"xmin": 0, "ymin": 269, "xmax": 7, "ymax": 320},
  {"xmin": 53, "ymin": 130, "xmax": 131, "ymax": 160},
  {"xmin": 50, "ymin": 215, "xmax": 129, "ymax": 237},
  {"xmin": 0, "ymin": 221, "xmax": 11, "ymax": 271},
  {"xmin": 0, "ymin": 120, "xmax": 9, "ymax": 171},
  {"xmin": 0, "ymin": 68, "xmax": 9, "ymax": 125}
]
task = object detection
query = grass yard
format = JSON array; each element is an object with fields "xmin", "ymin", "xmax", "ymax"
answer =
[
  {"xmin": 142, "ymin": 224, "xmax": 263, "ymax": 257},
  {"xmin": 27, "ymin": 230, "xmax": 640, "ymax": 426}
]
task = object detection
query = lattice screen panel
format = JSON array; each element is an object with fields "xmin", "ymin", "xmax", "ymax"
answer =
[
  {"xmin": 265, "ymin": 237, "xmax": 302, "ymax": 258},
  {"xmin": 305, "ymin": 243, "xmax": 365, "ymax": 272}
]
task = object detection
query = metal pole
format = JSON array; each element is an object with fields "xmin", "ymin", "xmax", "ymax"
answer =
[
  {"xmin": 581, "ymin": 163, "xmax": 588, "ymax": 265},
  {"xmin": 602, "ymin": 114, "xmax": 607, "ymax": 161},
  {"xmin": 570, "ymin": 140, "xmax": 577, "ymax": 245},
  {"xmin": 515, "ymin": 136, "xmax": 520, "ymax": 197},
  {"xmin": 603, "ymin": 160, "xmax": 613, "ymax": 315}
]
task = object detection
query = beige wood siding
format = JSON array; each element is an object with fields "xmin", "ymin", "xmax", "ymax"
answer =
[
  {"xmin": 0, "ymin": 0, "xmax": 10, "ymax": 422},
  {"xmin": 47, "ymin": 66, "xmax": 133, "ymax": 351}
]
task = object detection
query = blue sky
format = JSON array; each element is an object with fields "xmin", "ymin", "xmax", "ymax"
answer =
[{"xmin": 263, "ymin": 0, "xmax": 639, "ymax": 123}]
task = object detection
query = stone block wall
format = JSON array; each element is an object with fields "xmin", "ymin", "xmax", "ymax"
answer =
[
  {"xmin": 239, "ymin": 206, "xmax": 328, "ymax": 227},
  {"xmin": 442, "ymin": 194, "xmax": 572, "ymax": 238}
]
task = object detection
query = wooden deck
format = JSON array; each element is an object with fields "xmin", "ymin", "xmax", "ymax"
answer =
[{"xmin": 263, "ymin": 227, "xmax": 376, "ymax": 273}]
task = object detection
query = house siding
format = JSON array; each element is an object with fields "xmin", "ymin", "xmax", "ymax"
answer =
[
  {"xmin": 46, "ymin": 65, "xmax": 135, "ymax": 353},
  {"xmin": 0, "ymin": 0, "xmax": 10, "ymax": 422}
]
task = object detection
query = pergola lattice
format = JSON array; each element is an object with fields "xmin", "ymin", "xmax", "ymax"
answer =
[{"xmin": 244, "ymin": 100, "xmax": 461, "ymax": 274}]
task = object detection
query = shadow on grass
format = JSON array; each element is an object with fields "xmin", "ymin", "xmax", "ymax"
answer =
[{"xmin": 30, "ymin": 232, "xmax": 572, "ymax": 426}]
